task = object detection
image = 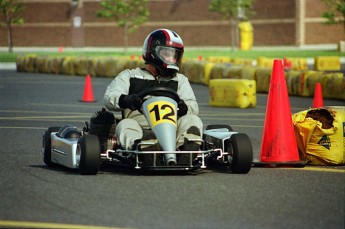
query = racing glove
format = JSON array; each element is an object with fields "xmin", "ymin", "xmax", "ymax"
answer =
[
  {"xmin": 177, "ymin": 99, "xmax": 188, "ymax": 117},
  {"xmin": 119, "ymin": 94, "xmax": 143, "ymax": 111}
]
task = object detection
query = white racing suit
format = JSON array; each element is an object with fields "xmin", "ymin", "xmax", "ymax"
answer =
[{"xmin": 104, "ymin": 67, "xmax": 203, "ymax": 150}]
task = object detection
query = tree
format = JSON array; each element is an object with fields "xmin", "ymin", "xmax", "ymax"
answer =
[
  {"xmin": 0, "ymin": 0, "xmax": 24, "ymax": 53},
  {"xmin": 208, "ymin": 0, "xmax": 254, "ymax": 51},
  {"xmin": 321, "ymin": 0, "xmax": 345, "ymax": 33},
  {"xmin": 96, "ymin": 0, "xmax": 149, "ymax": 53}
]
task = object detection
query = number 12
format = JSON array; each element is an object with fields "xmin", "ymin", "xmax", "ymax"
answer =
[{"xmin": 149, "ymin": 104, "xmax": 176, "ymax": 124}]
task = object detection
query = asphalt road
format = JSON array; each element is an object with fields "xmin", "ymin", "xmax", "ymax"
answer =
[{"xmin": 0, "ymin": 70, "xmax": 344, "ymax": 229}]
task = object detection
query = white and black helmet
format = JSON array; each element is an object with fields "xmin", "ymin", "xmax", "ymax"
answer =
[{"xmin": 142, "ymin": 29, "xmax": 184, "ymax": 77}]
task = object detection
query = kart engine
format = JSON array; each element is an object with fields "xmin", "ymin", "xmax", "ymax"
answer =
[{"xmin": 89, "ymin": 108, "xmax": 116, "ymax": 152}]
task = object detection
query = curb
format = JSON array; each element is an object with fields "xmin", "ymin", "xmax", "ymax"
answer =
[{"xmin": 0, "ymin": 63, "xmax": 16, "ymax": 70}]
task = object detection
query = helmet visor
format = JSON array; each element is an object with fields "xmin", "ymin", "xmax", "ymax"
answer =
[{"xmin": 156, "ymin": 46, "xmax": 183, "ymax": 65}]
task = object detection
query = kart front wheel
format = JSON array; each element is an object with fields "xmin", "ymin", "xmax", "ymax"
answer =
[
  {"xmin": 43, "ymin": 126, "xmax": 60, "ymax": 167},
  {"xmin": 78, "ymin": 134, "xmax": 101, "ymax": 175},
  {"xmin": 228, "ymin": 133, "xmax": 253, "ymax": 174}
]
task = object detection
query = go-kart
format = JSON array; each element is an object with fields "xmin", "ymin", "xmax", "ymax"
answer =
[{"xmin": 42, "ymin": 87, "xmax": 253, "ymax": 175}]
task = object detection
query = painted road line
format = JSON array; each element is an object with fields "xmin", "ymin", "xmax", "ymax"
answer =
[
  {"xmin": 0, "ymin": 126, "xmax": 47, "ymax": 130},
  {"xmin": 201, "ymin": 117, "xmax": 264, "ymax": 121},
  {"xmin": 0, "ymin": 220, "xmax": 127, "ymax": 229},
  {"xmin": 29, "ymin": 103, "xmax": 101, "ymax": 108},
  {"xmin": 0, "ymin": 115, "xmax": 90, "ymax": 120},
  {"xmin": 281, "ymin": 167, "xmax": 345, "ymax": 173},
  {"xmin": 0, "ymin": 109, "xmax": 89, "ymax": 115},
  {"xmin": 229, "ymin": 124, "xmax": 263, "ymax": 128},
  {"xmin": 0, "ymin": 119, "xmax": 82, "ymax": 123},
  {"xmin": 199, "ymin": 113, "xmax": 265, "ymax": 116}
]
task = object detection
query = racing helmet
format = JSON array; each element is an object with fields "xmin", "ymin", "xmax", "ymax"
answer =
[{"xmin": 142, "ymin": 29, "xmax": 184, "ymax": 77}]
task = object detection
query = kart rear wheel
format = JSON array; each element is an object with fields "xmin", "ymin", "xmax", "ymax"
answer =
[
  {"xmin": 228, "ymin": 133, "xmax": 253, "ymax": 174},
  {"xmin": 43, "ymin": 126, "xmax": 60, "ymax": 167},
  {"xmin": 78, "ymin": 134, "xmax": 101, "ymax": 175},
  {"xmin": 205, "ymin": 124, "xmax": 233, "ymax": 131}
]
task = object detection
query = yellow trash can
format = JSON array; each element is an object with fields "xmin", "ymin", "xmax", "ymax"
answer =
[{"xmin": 238, "ymin": 21, "xmax": 253, "ymax": 50}]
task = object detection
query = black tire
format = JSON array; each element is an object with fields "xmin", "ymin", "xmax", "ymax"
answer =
[
  {"xmin": 78, "ymin": 134, "xmax": 101, "ymax": 175},
  {"xmin": 43, "ymin": 127, "xmax": 60, "ymax": 167},
  {"xmin": 228, "ymin": 133, "xmax": 253, "ymax": 174},
  {"xmin": 205, "ymin": 124, "xmax": 233, "ymax": 131}
]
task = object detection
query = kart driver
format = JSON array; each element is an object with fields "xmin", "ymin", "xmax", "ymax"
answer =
[{"xmin": 104, "ymin": 28, "xmax": 203, "ymax": 163}]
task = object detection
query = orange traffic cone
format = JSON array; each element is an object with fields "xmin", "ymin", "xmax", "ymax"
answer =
[
  {"xmin": 283, "ymin": 57, "xmax": 292, "ymax": 70},
  {"xmin": 312, "ymin": 83, "xmax": 324, "ymax": 108},
  {"xmin": 253, "ymin": 59, "xmax": 305, "ymax": 167},
  {"xmin": 81, "ymin": 74, "xmax": 96, "ymax": 103}
]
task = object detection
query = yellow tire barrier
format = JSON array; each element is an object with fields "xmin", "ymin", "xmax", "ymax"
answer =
[
  {"xmin": 49, "ymin": 56, "xmax": 64, "ymax": 74},
  {"xmin": 285, "ymin": 57, "xmax": 309, "ymax": 70},
  {"xmin": 61, "ymin": 56, "xmax": 76, "ymax": 75},
  {"xmin": 240, "ymin": 66, "xmax": 257, "ymax": 80},
  {"xmin": 257, "ymin": 57, "xmax": 274, "ymax": 69},
  {"xmin": 74, "ymin": 56, "xmax": 90, "ymax": 76},
  {"xmin": 223, "ymin": 65, "xmax": 242, "ymax": 79},
  {"xmin": 16, "ymin": 55, "xmax": 25, "ymax": 72},
  {"xmin": 320, "ymin": 72, "xmax": 344, "ymax": 99},
  {"xmin": 182, "ymin": 60, "xmax": 207, "ymax": 84},
  {"xmin": 15, "ymin": 55, "xmax": 344, "ymax": 101},
  {"xmin": 255, "ymin": 68, "xmax": 272, "ymax": 93},
  {"xmin": 315, "ymin": 56, "xmax": 341, "ymax": 71},
  {"xmin": 203, "ymin": 62, "xmax": 215, "ymax": 85},
  {"xmin": 286, "ymin": 70, "xmax": 304, "ymax": 96},
  {"xmin": 23, "ymin": 54, "xmax": 37, "ymax": 73},
  {"xmin": 88, "ymin": 57, "xmax": 101, "ymax": 77},
  {"xmin": 36, "ymin": 55, "xmax": 48, "ymax": 73},
  {"xmin": 299, "ymin": 71, "xmax": 324, "ymax": 97},
  {"xmin": 208, "ymin": 63, "xmax": 225, "ymax": 80},
  {"xmin": 209, "ymin": 79, "xmax": 256, "ymax": 108},
  {"xmin": 207, "ymin": 56, "xmax": 231, "ymax": 63}
]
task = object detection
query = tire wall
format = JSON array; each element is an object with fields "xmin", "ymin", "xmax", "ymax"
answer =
[{"xmin": 16, "ymin": 55, "xmax": 345, "ymax": 101}]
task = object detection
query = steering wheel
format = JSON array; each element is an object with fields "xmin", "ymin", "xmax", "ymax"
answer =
[{"xmin": 136, "ymin": 87, "xmax": 180, "ymax": 102}]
